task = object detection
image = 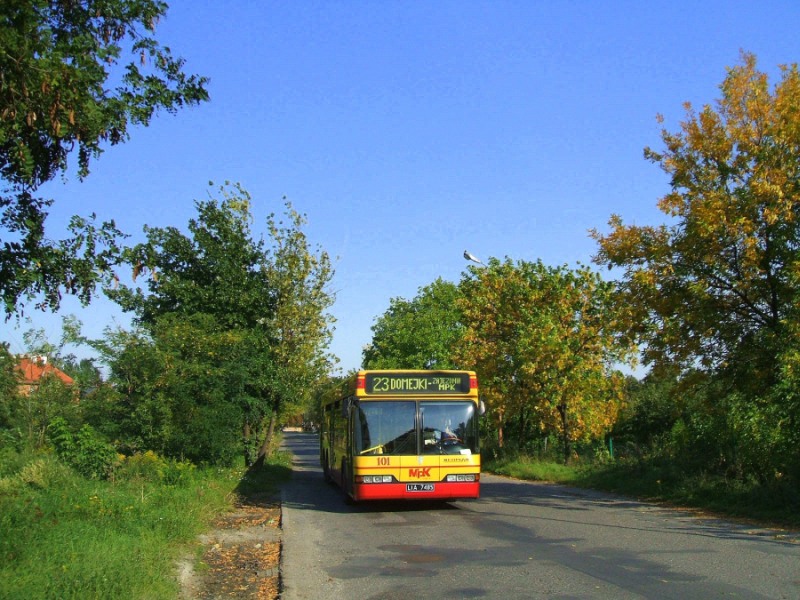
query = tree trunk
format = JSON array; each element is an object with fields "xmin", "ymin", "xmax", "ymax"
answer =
[
  {"xmin": 497, "ymin": 409, "xmax": 504, "ymax": 448},
  {"xmin": 243, "ymin": 420, "xmax": 252, "ymax": 467},
  {"xmin": 518, "ymin": 407, "xmax": 528, "ymax": 447},
  {"xmin": 558, "ymin": 402, "xmax": 570, "ymax": 464},
  {"xmin": 257, "ymin": 410, "xmax": 278, "ymax": 462}
]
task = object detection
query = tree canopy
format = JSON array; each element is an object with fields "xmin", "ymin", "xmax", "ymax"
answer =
[
  {"xmin": 102, "ymin": 184, "xmax": 334, "ymax": 464},
  {"xmin": 593, "ymin": 52, "xmax": 800, "ymax": 482},
  {"xmin": 457, "ymin": 258, "xmax": 631, "ymax": 460},
  {"xmin": 362, "ymin": 278, "xmax": 464, "ymax": 370},
  {"xmin": 0, "ymin": 0, "xmax": 208, "ymax": 316},
  {"xmin": 592, "ymin": 53, "xmax": 800, "ymax": 387}
]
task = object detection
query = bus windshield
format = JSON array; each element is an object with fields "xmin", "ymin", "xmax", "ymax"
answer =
[{"xmin": 354, "ymin": 400, "xmax": 478, "ymax": 456}]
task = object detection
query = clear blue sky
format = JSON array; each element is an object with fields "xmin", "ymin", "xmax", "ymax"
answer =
[{"xmin": 3, "ymin": 0, "xmax": 800, "ymax": 373}]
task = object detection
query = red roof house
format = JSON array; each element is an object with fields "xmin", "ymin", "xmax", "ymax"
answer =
[{"xmin": 16, "ymin": 356, "xmax": 75, "ymax": 396}]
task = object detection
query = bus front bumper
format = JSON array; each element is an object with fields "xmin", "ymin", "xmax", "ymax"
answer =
[{"xmin": 354, "ymin": 481, "xmax": 480, "ymax": 501}]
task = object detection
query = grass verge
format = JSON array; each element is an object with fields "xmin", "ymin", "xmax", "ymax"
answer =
[
  {"xmin": 484, "ymin": 455, "xmax": 800, "ymax": 529},
  {"xmin": 0, "ymin": 449, "xmax": 292, "ymax": 600}
]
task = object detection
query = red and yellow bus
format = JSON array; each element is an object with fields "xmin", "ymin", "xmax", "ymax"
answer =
[{"xmin": 320, "ymin": 370, "xmax": 482, "ymax": 502}]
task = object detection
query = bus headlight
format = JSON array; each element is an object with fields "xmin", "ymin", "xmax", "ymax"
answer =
[
  {"xmin": 357, "ymin": 475, "xmax": 394, "ymax": 483},
  {"xmin": 446, "ymin": 474, "xmax": 477, "ymax": 482}
]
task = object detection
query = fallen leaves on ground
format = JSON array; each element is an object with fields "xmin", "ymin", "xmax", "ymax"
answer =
[{"xmin": 189, "ymin": 495, "xmax": 282, "ymax": 599}]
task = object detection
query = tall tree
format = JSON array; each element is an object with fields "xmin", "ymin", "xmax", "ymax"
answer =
[
  {"xmin": 0, "ymin": 0, "xmax": 208, "ymax": 316},
  {"xmin": 592, "ymin": 53, "xmax": 800, "ymax": 483},
  {"xmin": 109, "ymin": 184, "xmax": 276, "ymax": 463},
  {"xmin": 457, "ymin": 258, "xmax": 631, "ymax": 462},
  {"xmin": 111, "ymin": 184, "xmax": 274, "ymax": 329},
  {"xmin": 363, "ymin": 278, "xmax": 464, "ymax": 369},
  {"xmin": 592, "ymin": 52, "xmax": 800, "ymax": 389},
  {"xmin": 0, "ymin": 342, "xmax": 19, "ymax": 421},
  {"xmin": 257, "ymin": 202, "xmax": 335, "ymax": 460},
  {"xmin": 108, "ymin": 184, "xmax": 334, "ymax": 464}
]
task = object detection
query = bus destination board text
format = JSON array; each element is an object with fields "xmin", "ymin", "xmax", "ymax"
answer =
[{"xmin": 365, "ymin": 373, "xmax": 470, "ymax": 395}]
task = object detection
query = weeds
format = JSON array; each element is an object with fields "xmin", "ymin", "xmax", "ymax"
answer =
[
  {"xmin": 484, "ymin": 453, "xmax": 800, "ymax": 528},
  {"xmin": 0, "ymin": 448, "xmax": 288, "ymax": 599}
]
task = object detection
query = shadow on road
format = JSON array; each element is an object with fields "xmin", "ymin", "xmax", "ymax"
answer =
[
  {"xmin": 280, "ymin": 432, "xmax": 800, "ymax": 545},
  {"xmin": 280, "ymin": 431, "xmax": 462, "ymax": 515}
]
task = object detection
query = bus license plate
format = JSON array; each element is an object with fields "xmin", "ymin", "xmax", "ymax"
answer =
[{"xmin": 406, "ymin": 483, "xmax": 435, "ymax": 492}]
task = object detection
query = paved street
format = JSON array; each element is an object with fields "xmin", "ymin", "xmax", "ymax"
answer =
[{"xmin": 280, "ymin": 432, "xmax": 800, "ymax": 600}]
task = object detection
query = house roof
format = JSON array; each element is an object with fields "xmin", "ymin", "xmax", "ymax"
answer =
[{"xmin": 16, "ymin": 357, "xmax": 75, "ymax": 386}]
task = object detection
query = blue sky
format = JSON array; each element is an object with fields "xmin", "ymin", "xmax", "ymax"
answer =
[{"xmin": 3, "ymin": 0, "xmax": 800, "ymax": 373}]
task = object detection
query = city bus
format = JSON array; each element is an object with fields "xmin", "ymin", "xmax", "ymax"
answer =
[{"xmin": 320, "ymin": 370, "xmax": 483, "ymax": 502}]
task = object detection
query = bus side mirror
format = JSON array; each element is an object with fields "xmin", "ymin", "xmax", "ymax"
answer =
[{"xmin": 479, "ymin": 400, "xmax": 486, "ymax": 416}]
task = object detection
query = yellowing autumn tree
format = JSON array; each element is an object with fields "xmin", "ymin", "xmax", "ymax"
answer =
[
  {"xmin": 257, "ymin": 203, "xmax": 335, "ymax": 460},
  {"xmin": 592, "ymin": 53, "xmax": 800, "ymax": 483},
  {"xmin": 592, "ymin": 53, "xmax": 800, "ymax": 391},
  {"xmin": 456, "ymin": 258, "xmax": 632, "ymax": 462}
]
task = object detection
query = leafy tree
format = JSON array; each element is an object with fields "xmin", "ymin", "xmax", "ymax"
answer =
[
  {"xmin": 592, "ymin": 53, "xmax": 800, "ymax": 483},
  {"xmin": 110, "ymin": 184, "xmax": 274, "ymax": 329},
  {"xmin": 256, "ymin": 203, "xmax": 335, "ymax": 460},
  {"xmin": 20, "ymin": 314, "xmax": 83, "ymax": 366},
  {"xmin": 0, "ymin": 343, "xmax": 20, "ymax": 431},
  {"xmin": 5, "ymin": 371, "xmax": 78, "ymax": 449},
  {"xmin": 108, "ymin": 184, "xmax": 334, "ymax": 465},
  {"xmin": 612, "ymin": 369, "xmax": 682, "ymax": 455},
  {"xmin": 363, "ymin": 278, "xmax": 464, "ymax": 369},
  {"xmin": 0, "ymin": 0, "xmax": 208, "ymax": 316},
  {"xmin": 85, "ymin": 324, "xmax": 172, "ymax": 455},
  {"xmin": 592, "ymin": 52, "xmax": 800, "ymax": 387},
  {"xmin": 151, "ymin": 313, "xmax": 262, "ymax": 465},
  {"xmin": 107, "ymin": 184, "xmax": 275, "ymax": 463},
  {"xmin": 457, "ymin": 258, "xmax": 632, "ymax": 462},
  {"xmin": 60, "ymin": 356, "xmax": 103, "ymax": 399}
]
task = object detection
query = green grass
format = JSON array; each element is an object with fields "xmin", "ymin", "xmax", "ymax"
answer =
[
  {"xmin": 0, "ymin": 449, "xmax": 292, "ymax": 600},
  {"xmin": 484, "ymin": 455, "xmax": 800, "ymax": 529},
  {"xmin": 484, "ymin": 454, "xmax": 579, "ymax": 484}
]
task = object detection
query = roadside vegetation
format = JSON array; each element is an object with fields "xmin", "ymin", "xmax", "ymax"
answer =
[
  {"xmin": 2, "ymin": 2, "xmax": 800, "ymax": 595},
  {"xmin": 0, "ymin": 443, "xmax": 291, "ymax": 600},
  {"xmin": 1, "ymin": 5, "xmax": 331, "ymax": 597},
  {"xmin": 484, "ymin": 452, "xmax": 800, "ymax": 529},
  {"xmin": 482, "ymin": 364, "xmax": 800, "ymax": 528},
  {"xmin": 365, "ymin": 53, "xmax": 800, "ymax": 528},
  {"xmin": 0, "ymin": 180, "xmax": 331, "ymax": 595}
]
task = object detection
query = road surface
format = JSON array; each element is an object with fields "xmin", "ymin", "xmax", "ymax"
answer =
[{"xmin": 280, "ymin": 432, "xmax": 799, "ymax": 599}]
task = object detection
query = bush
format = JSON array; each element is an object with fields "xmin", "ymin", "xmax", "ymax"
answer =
[
  {"xmin": 116, "ymin": 450, "xmax": 197, "ymax": 486},
  {"xmin": 48, "ymin": 417, "xmax": 118, "ymax": 480},
  {"xmin": 4, "ymin": 376, "xmax": 80, "ymax": 449},
  {"xmin": 0, "ymin": 453, "xmax": 72, "ymax": 495}
]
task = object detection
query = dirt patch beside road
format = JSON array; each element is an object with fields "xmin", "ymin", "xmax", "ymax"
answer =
[{"xmin": 180, "ymin": 492, "xmax": 282, "ymax": 599}]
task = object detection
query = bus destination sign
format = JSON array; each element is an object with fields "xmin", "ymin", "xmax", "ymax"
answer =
[{"xmin": 365, "ymin": 372, "xmax": 471, "ymax": 395}]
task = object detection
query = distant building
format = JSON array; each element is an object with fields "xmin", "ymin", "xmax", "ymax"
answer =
[{"xmin": 16, "ymin": 356, "xmax": 75, "ymax": 397}]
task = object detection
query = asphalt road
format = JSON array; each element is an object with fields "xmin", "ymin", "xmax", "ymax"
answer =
[{"xmin": 279, "ymin": 432, "xmax": 800, "ymax": 600}]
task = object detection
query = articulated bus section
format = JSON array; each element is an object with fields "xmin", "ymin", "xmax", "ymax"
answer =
[{"xmin": 320, "ymin": 370, "xmax": 483, "ymax": 502}]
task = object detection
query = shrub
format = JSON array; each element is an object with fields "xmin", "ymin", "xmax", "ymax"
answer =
[
  {"xmin": 0, "ymin": 454, "xmax": 71, "ymax": 495},
  {"xmin": 48, "ymin": 417, "xmax": 118, "ymax": 479},
  {"xmin": 116, "ymin": 450, "xmax": 197, "ymax": 486}
]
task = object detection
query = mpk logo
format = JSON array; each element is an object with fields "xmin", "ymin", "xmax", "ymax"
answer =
[{"xmin": 408, "ymin": 467, "xmax": 431, "ymax": 478}]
